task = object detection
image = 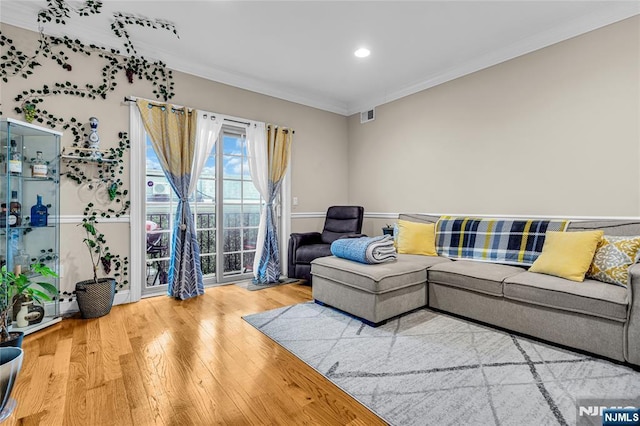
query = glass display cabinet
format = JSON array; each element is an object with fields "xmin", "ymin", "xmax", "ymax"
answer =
[{"xmin": 0, "ymin": 118, "xmax": 61, "ymax": 335}]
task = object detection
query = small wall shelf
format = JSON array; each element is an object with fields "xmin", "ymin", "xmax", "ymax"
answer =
[{"xmin": 60, "ymin": 147, "xmax": 118, "ymax": 163}]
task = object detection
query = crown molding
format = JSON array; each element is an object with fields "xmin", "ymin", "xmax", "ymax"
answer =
[
  {"xmin": 0, "ymin": 2, "xmax": 351, "ymax": 115},
  {"xmin": 348, "ymin": 2, "xmax": 640, "ymax": 115},
  {"xmin": 168, "ymin": 61, "xmax": 350, "ymax": 116},
  {"xmin": 2, "ymin": 2, "xmax": 638, "ymax": 117}
]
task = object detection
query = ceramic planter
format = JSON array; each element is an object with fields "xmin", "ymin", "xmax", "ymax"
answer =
[{"xmin": 0, "ymin": 346, "xmax": 23, "ymax": 421}]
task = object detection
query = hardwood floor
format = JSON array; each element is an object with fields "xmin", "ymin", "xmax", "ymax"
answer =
[{"xmin": 5, "ymin": 283, "xmax": 386, "ymax": 425}]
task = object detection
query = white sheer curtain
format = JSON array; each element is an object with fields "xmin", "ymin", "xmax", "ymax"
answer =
[
  {"xmin": 189, "ymin": 113, "xmax": 223, "ymax": 195},
  {"xmin": 246, "ymin": 122, "xmax": 268, "ymax": 278}
]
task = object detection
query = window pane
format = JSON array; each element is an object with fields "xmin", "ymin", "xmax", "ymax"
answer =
[
  {"xmin": 223, "ymin": 179, "xmax": 241, "ymax": 200},
  {"xmin": 243, "ymin": 204, "xmax": 261, "ymax": 226},
  {"xmin": 224, "ymin": 229, "xmax": 241, "ymax": 252},
  {"xmin": 200, "ymin": 156, "xmax": 216, "ymax": 178},
  {"xmin": 146, "ymin": 213, "xmax": 171, "ymax": 231},
  {"xmin": 146, "ymin": 137, "xmax": 163, "ymax": 173},
  {"xmin": 195, "ymin": 179, "xmax": 215, "ymax": 203},
  {"xmin": 243, "ymin": 181, "xmax": 260, "ymax": 200},
  {"xmin": 223, "ymin": 135, "xmax": 242, "ymax": 155},
  {"xmin": 196, "ymin": 211, "xmax": 215, "ymax": 229},
  {"xmin": 223, "ymin": 156, "xmax": 242, "ymax": 180},
  {"xmin": 224, "ymin": 253, "xmax": 241, "ymax": 274},
  {"xmin": 223, "ymin": 204, "xmax": 242, "ymax": 227},
  {"xmin": 147, "ymin": 259, "xmax": 169, "ymax": 286},
  {"xmin": 243, "ymin": 228, "xmax": 258, "ymax": 251},
  {"xmin": 243, "ymin": 251, "xmax": 255, "ymax": 273},
  {"xmin": 200, "ymin": 255, "xmax": 216, "ymax": 275},
  {"xmin": 197, "ymin": 229, "xmax": 216, "ymax": 255},
  {"xmin": 147, "ymin": 176, "xmax": 171, "ymax": 203},
  {"xmin": 242, "ymin": 157, "xmax": 251, "ymax": 179}
]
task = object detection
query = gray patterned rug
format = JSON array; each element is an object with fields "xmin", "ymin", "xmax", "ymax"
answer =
[
  {"xmin": 234, "ymin": 278, "xmax": 302, "ymax": 291},
  {"xmin": 243, "ymin": 302, "xmax": 640, "ymax": 426}
]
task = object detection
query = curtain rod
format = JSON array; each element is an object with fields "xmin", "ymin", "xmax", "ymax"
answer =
[{"xmin": 124, "ymin": 97, "xmax": 294, "ymax": 134}]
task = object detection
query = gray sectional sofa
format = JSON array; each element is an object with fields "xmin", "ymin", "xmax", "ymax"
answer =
[{"xmin": 311, "ymin": 214, "xmax": 640, "ymax": 366}]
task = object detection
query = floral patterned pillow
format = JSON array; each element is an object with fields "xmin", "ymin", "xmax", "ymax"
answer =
[{"xmin": 587, "ymin": 235, "xmax": 640, "ymax": 286}]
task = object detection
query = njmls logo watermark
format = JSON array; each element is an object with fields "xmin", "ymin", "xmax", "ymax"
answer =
[{"xmin": 577, "ymin": 399, "xmax": 640, "ymax": 426}]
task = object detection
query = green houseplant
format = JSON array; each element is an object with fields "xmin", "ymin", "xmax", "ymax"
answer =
[
  {"xmin": 0, "ymin": 263, "xmax": 58, "ymax": 347},
  {"xmin": 75, "ymin": 220, "xmax": 122, "ymax": 318}
]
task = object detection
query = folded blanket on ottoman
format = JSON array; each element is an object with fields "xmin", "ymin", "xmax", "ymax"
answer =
[{"xmin": 330, "ymin": 235, "xmax": 397, "ymax": 264}]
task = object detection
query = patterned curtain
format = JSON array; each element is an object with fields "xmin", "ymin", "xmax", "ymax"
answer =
[
  {"xmin": 136, "ymin": 100, "xmax": 202, "ymax": 300},
  {"xmin": 250, "ymin": 125, "xmax": 293, "ymax": 284}
]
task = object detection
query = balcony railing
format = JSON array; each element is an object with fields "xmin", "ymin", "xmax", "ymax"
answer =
[{"xmin": 146, "ymin": 211, "xmax": 260, "ymax": 285}]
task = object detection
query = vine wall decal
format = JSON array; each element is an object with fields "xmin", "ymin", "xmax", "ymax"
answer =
[{"xmin": 0, "ymin": 0, "xmax": 180, "ymax": 296}]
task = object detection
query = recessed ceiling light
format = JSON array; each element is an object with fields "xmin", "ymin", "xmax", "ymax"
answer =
[{"xmin": 354, "ymin": 48, "xmax": 370, "ymax": 58}]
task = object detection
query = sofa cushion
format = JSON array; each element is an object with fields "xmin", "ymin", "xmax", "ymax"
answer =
[
  {"xmin": 397, "ymin": 254, "xmax": 452, "ymax": 269},
  {"xmin": 311, "ymin": 255, "xmax": 430, "ymax": 294},
  {"xmin": 397, "ymin": 220, "xmax": 437, "ymax": 256},
  {"xmin": 296, "ymin": 244, "xmax": 333, "ymax": 264},
  {"xmin": 587, "ymin": 235, "xmax": 640, "ymax": 287},
  {"xmin": 504, "ymin": 271, "xmax": 629, "ymax": 322},
  {"xmin": 529, "ymin": 230, "xmax": 603, "ymax": 282},
  {"xmin": 428, "ymin": 260, "xmax": 525, "ymax": 296}
]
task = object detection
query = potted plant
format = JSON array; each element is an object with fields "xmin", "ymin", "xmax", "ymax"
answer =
[
  {"xmin": 75, "ymin": 220, "xmax": 119, "ymax": 319},
  {"xmin": 0, "ymin": 263, "xmax": 58, "ymax": 348},
  {"xmin": 382, "ymin": 224, "xmax": 395, "ymax": 236}
]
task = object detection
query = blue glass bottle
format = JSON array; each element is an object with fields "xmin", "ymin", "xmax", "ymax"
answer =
[{"xmin": 30, "ymin": 195, "xmax": 48, "ymax": 227}]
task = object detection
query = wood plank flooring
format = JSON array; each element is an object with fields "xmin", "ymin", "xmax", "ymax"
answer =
[{"xmin": 5, "ymin": 283, "xmax": 386, "ymax": 425}]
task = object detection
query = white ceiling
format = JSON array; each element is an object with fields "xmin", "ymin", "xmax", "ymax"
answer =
[{"xmin": 1, "ymin": 1, "xmax": 639, "ymax": 116}]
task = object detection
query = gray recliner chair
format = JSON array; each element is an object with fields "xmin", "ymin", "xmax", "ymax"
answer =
[{"xmin": 288, "ymin": 206, "xmax": 365, "ymax": 284}]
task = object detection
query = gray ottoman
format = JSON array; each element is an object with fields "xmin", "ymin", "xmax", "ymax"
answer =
[{"xmin": 311, "ymin": 255, "xmax": 449, "ymax": 325}]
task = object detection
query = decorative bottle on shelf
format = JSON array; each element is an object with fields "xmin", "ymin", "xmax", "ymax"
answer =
[
  {"xmin": 31, "ymin": 151, "xmax": 48, "ymax": 178},
  {"xmin": 9, "ymin": 191, "xmax": 21, "ymax": 227},
  {"xmin": 16, "ymin": 302, "xmax": 30, "ymax": 328},
  {"xmin": 30, "ymin": 195, "xmax": 48, "ymax": 227},
  {"xmin": 87, "ymin": 117, "xmax": 102, "ymax": 160},
  {"xmin": 9, "ymin": 139, "xmax": 22, "ymax": 175}
]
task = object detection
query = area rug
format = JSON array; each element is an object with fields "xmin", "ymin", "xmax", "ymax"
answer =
[
  {"xmin": 235, "ymin": 277, "xmax": 302, "ymax": 291},
  {"xmin": 243, "ymin": 302, "xmax": 640, "ymax": 426}
]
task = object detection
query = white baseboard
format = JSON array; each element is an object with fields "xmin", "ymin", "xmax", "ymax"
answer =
[{"xmin": 59, "ymin": 289, "xmax": 132, "ymax": 316}]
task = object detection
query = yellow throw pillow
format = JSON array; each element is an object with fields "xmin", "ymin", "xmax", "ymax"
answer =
[
  {"xmin": 587, "ymin": 235, "xmax": 640, "ymax": 287},
  {"xmin": 529, "ymin": 230, "xmax": 604, "ymax": 282},
  {"xmin": 396, "ymin": 220, "xmax": 437, "ymax": 256}
]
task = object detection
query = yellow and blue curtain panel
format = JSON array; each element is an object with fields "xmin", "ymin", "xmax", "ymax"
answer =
[
  {"xmin": 255, "ymin": 125, "xmax": 293, "ymax": 284},
  {"xmin": 436, "ymin": 216, "xmax": 569, "ymax": 266},
  {"xmin": 137, "ymin": 99, "xmax": 203, "ymax": 300}
]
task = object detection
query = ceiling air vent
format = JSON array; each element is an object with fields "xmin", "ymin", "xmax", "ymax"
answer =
[{"xmin": 360, "ymin": 108, "xmax": 375, "ymax": 124}]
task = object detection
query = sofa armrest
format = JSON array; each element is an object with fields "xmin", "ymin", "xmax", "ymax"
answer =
[
  {"xmin": 288, "ymin": 232, "xmax": 322, "ymax": 278},
  {"xmin": 290, "ymin": 232, "xmax": 323, "ymax": 247},
  {"xmin": 626, "ymin": 263, "xmax": 640, "ymax": 365},
  {"xmin": 336, "ymin": 233, "xmax": 368, "ymax": 240}
]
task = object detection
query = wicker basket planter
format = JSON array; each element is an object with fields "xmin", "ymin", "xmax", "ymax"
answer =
[{"xmin": 75, "ymin": 278, "xmax": 116, "ymax": 319}]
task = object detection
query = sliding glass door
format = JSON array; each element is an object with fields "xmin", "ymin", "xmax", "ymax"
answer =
[{"xmin": 143, "ymin": 126, "xmax": 259, "ymax": 295}]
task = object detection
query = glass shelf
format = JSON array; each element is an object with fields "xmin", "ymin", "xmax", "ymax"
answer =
[
  {"xmin": 61, "ymin": 147, "xmax": 118, "ymax": 163},
  {"xmin": 2, "ymin": 176, "xmax": 57, "ymax": 182},
  {"xmin": 0, "ymin": 225, "xmax": 56, "ymax": 232}
]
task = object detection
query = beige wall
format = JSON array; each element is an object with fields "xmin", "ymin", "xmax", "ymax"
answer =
[
  {"xmin": 3, "ymin": 15, "xmax": 639, "ymax": 291},
  {"xmin": 0, "ymin": 23, "xmax": 348, "ymax": 293},
  {"xmin": 348, "ymin": 16, "xmax": 640, "ymax": 218}
]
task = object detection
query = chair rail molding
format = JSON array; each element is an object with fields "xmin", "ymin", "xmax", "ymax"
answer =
[
  {"xmin": 291, "ymin": 211, "xmax": 640, "ymax": 221},
  {"xmin": 59, "ymin": 215, "xmax": 131, "ymax": 224},
  {"xmin": 291, "ymin": 212, "xmax": 399, "ymax": 219}
]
